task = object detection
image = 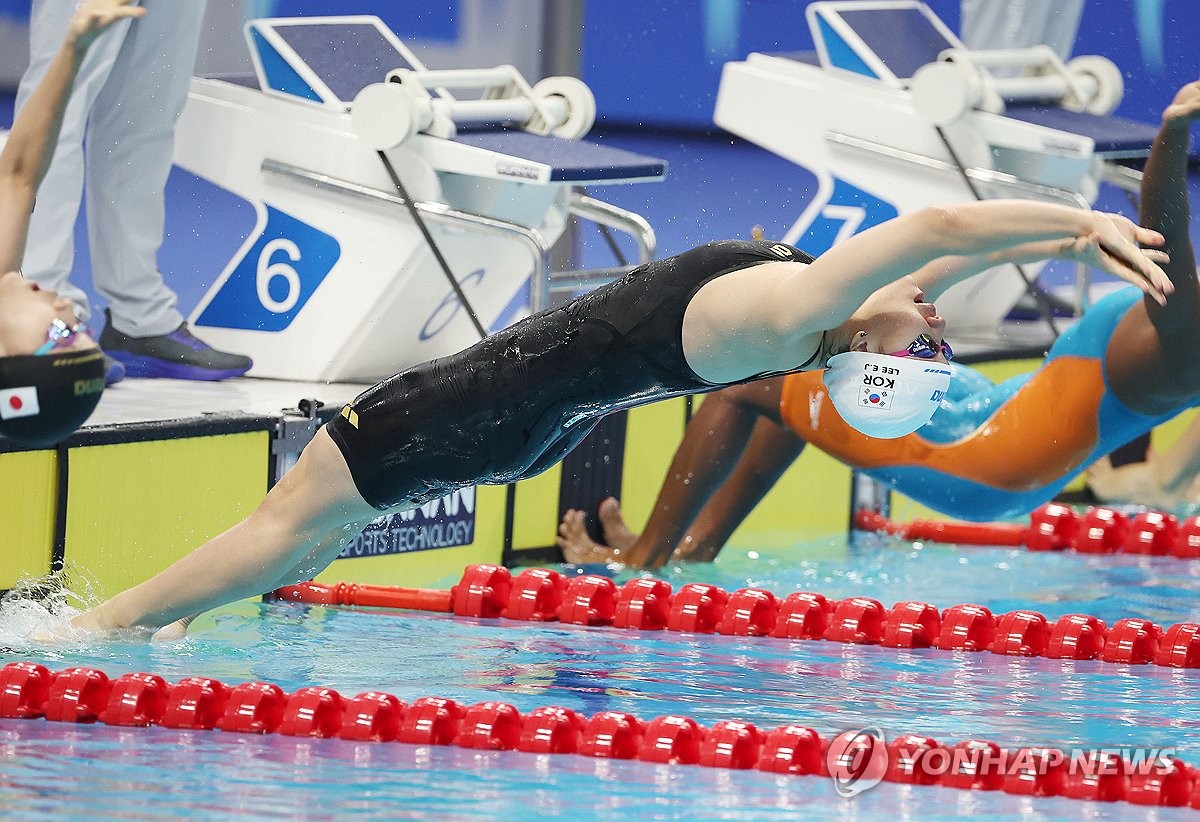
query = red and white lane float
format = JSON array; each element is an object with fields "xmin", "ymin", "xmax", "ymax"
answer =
[
  {"xmin": 1, "ymin": 660, "xmax": 1196, "ymax": 808},
  {"xmin": 856, "ymin": 502, "xmax": 1200, "ymax": 559},
  {"xmin": 269, "ymin": 564, "xmax": 1200, "ymax": 670}
]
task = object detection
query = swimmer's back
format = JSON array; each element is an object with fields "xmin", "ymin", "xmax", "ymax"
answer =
[{"xmin": 330, "ymin": 240, "xmax": 814, "ymax": 509}]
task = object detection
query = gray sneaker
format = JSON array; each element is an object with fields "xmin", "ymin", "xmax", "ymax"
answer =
[{"xmin": 99, "ymin": 310, "xmax": 252, "ymax": 381}]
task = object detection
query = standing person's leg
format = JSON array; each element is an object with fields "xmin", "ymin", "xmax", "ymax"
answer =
[
  {"xmin": 84, "ymin": 0, "xmax": 203, "ymax": 337},
  {"xmin": 960, "ymin": 0, "xmax": 1084, "ymax": 58},
  {"xmin": 14, "ymin": 0, "xmax": 132, "ymax": 318}
]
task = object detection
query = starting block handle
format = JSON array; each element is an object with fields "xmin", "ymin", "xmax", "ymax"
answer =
[
  {"xmin": 432, "ymin": 97, "xmax": 569, "ymax": 130},
  {"xmin": 952, "ymin": 45, "xmax": 1060, "ymax": 71},
  {"xmin": 353, "ymin": 68, "xmax": 595, "ymax": 149},
  {"xmin": 993, "ymin": 74, "xmax": 1097, "ymax": 105},
  {"xmin": 914, "ymin": 46, "xmax": 1121, "ymax": 125},
  {"xmin": 391, "ymin": 66, "xmax": 522, "ymax": 91}
]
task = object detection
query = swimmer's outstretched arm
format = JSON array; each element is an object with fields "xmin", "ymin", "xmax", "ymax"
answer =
[
  {"xmin": 74, "ymin": 426, "xmax": 380, "ymax": 632},
  {"xmin": 790, "ymin": 201, "xmax": 1168, "ymax": 318},
  {"xmin": 683, "ymin": 201, "xmax": 1168, "ymax": 381},
  {"xmin": 914, "ymin": 83, "xmax": 1199, "ymax": 306},
  {"xmin": 1136, "ymin": 81, "xmax": 1200, "ymax": 329},
  {"xmin": 0, "ymin": 0, "xmax": 145, "ymax": 273},
  {"xmin": 1103, "ymin": 81, "xmax": 1200, "ymax": 419},
  {"xmin": 1143, "ymin": 81, "xmax": 1200, "ymax": 270},
  {"xmin": 908, "ymin": 235, "xmax": 1145, "ymax": 303}
]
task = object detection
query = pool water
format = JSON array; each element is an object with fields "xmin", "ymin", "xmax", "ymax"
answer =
[{"xmin": 2, "ymin": 534, "xmax": 1199, "ymax": 820}]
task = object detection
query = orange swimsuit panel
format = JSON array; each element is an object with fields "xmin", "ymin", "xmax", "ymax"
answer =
[{"xmin": 780, "ymin": 358, "xmax": 1104, "ymax": 492}]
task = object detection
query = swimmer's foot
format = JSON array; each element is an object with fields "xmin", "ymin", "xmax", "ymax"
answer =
[
  {"xmin": 596, "ymin": 497, "xmax": 639, "ymax": 554},
  {"xmin": 557, "ymin": 509, "xmax": 625, "ymax": 565}
]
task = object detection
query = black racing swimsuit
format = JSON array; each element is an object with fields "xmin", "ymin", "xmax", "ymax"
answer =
[{"xmin": 327, "ymin": 239, "xmax": 814, "ymax": 509}]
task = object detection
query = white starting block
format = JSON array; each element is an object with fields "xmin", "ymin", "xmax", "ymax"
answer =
[
  {"xmin": 714, "ymin": 0, "xmax": 1160, "ymax": 339},
  {"xmin": 179, "ymin": 16, "xmax": 665, "ymax": 382}
]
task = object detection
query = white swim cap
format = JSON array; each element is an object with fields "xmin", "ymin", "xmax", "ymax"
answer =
[{"xmin": 823, "ymin": 351, "xmax": 952, "ymax": 439}]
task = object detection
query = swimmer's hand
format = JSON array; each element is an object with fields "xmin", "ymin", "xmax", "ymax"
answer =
[
  {"xmin": 1163, "ymin": 81, "xmax": 1200, "ymax": 131},
  {"xmin": 67, "ymin": 608, "xmax": 188, "ymax": 642},
  {"xmin": 1077, "ymin": 212, "xmax": 1171, "ymax": 305},
  {"xmin": 68, "ymin": 0, "xmax": 145, "ymax": 52}
]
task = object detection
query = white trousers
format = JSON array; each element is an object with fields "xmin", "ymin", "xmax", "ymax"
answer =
[
  {"xmin": 15, "ymin": 0, "xmax": 207, "ymax": 336},
  {"xmin": 960, "ymin": 0, "xmax": 1086, "ymax": 59}
]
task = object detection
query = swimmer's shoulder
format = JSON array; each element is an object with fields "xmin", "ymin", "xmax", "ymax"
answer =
[{"xmin": 688, "ymin": 239, "xmax": 814, "ymax": 265}]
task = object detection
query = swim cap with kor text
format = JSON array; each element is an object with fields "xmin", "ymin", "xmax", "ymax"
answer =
[{"xmin": 823, "ymin": 351, "xmax": 951, "ymax": 439}]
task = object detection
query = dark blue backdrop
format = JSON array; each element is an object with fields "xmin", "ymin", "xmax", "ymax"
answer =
[
  {"xmin": 3, "ymin": 1, "xmax": 1193, "ymax": 127},
  {"xmin": 580, "ymin": 0, "xmax": 1200, "ymax": 129}
]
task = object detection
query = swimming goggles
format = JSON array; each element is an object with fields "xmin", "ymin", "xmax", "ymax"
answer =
[
  {"xmin": 890, "ymin": 333, "xmax": 953, "ymax": 362},
  {"xmin": 34, "ymin": 318, "xmax": 88, "ymax": 356}
]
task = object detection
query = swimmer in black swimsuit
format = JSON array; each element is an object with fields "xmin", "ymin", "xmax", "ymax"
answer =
[
  {"xmin": 75, "ymin": 190, "xmax": 1170, "ymax": 636},
  {"xmin": 328, "ymin": 241, "xmax": 817, "ymax": 510}
]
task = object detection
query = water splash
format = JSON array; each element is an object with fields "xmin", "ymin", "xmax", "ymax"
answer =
[{"xmin": 0, "ymin": 566, "xmax": 99, "ymax": 649}]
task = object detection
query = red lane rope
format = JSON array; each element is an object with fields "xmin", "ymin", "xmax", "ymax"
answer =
[
  {"xmin": 271, "ymin": 564, "xmax": 1200, "ymax": 670},
  {"xmin": 1, "ymin": 660, "xmax": 1195, "ymax": 808},
  {"xmin": 855, "ymin": 502, "xmax": 1200, "ymax": 560}
]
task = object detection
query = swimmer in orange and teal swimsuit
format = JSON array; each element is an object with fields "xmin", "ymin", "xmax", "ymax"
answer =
[
  {"xmin": 780, "ymin": 288, "xmax": 1180, "ymax": 521},
  {"xmin": 559, "ymin": 81, "xmax": 1200, "ymax": 569}
]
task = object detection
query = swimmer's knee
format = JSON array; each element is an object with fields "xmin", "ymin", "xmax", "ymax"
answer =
[
  {"xmin": 717, "ymin": 378, "xmax": 783, "ymax": 412},
  {"xmin": 257, "ymin": 431, "xmax": 363, "ymax": 531}
]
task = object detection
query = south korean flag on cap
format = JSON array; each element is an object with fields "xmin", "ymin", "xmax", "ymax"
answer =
[
  {"xmin": 859, "ymin": 384, "xmax": 893, "ymax": 410},
  {"xmin": 0, "ymin": 386, "xmax": 40, "ymax": 420}
]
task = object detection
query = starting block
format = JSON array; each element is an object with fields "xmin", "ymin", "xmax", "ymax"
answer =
[
  {"xmin": 714, "ymin": 0, "xmax": 1159, "ymax": 340},
  {"xmin": 178, "ymin": 16, "xmax": 665, "ymax": 382}
]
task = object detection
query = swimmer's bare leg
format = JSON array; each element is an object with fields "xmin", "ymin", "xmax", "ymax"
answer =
[
  {"xmin": 559, "ymin": 379, "xmax": 790, "ymax": 569},
  {"xmin": 147, "ymin": 511, "xmax": 387, "ymax": 640},
  {"xmin": 559, "ymin": 410, "xmax": 805, "ymax": 566},
  {"xmin": 74, "ymin": 426, "xmax": 380, "ymax": 633},
  {"xmin": 671, "ymin": 416, "xmax": 805, "ymax": 563}
]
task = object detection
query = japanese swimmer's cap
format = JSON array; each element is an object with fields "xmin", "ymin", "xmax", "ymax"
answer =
[
  {"xmin": 823, "ymin": 351, "xmax": 951, "ymax": 439},
  {"xmin": 0, "ymin": 349, "xmax": 105, "ymax": 447}
]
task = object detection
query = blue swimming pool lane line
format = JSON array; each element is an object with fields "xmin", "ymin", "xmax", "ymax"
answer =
[{"xmin": 1, "ymin": 659, "xmax": 1195, "ymax": 808}]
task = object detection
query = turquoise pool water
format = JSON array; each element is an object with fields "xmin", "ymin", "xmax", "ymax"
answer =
[{"xmin": 2, "ymin": 533, "xmax": 1199, "ymax": 820}]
